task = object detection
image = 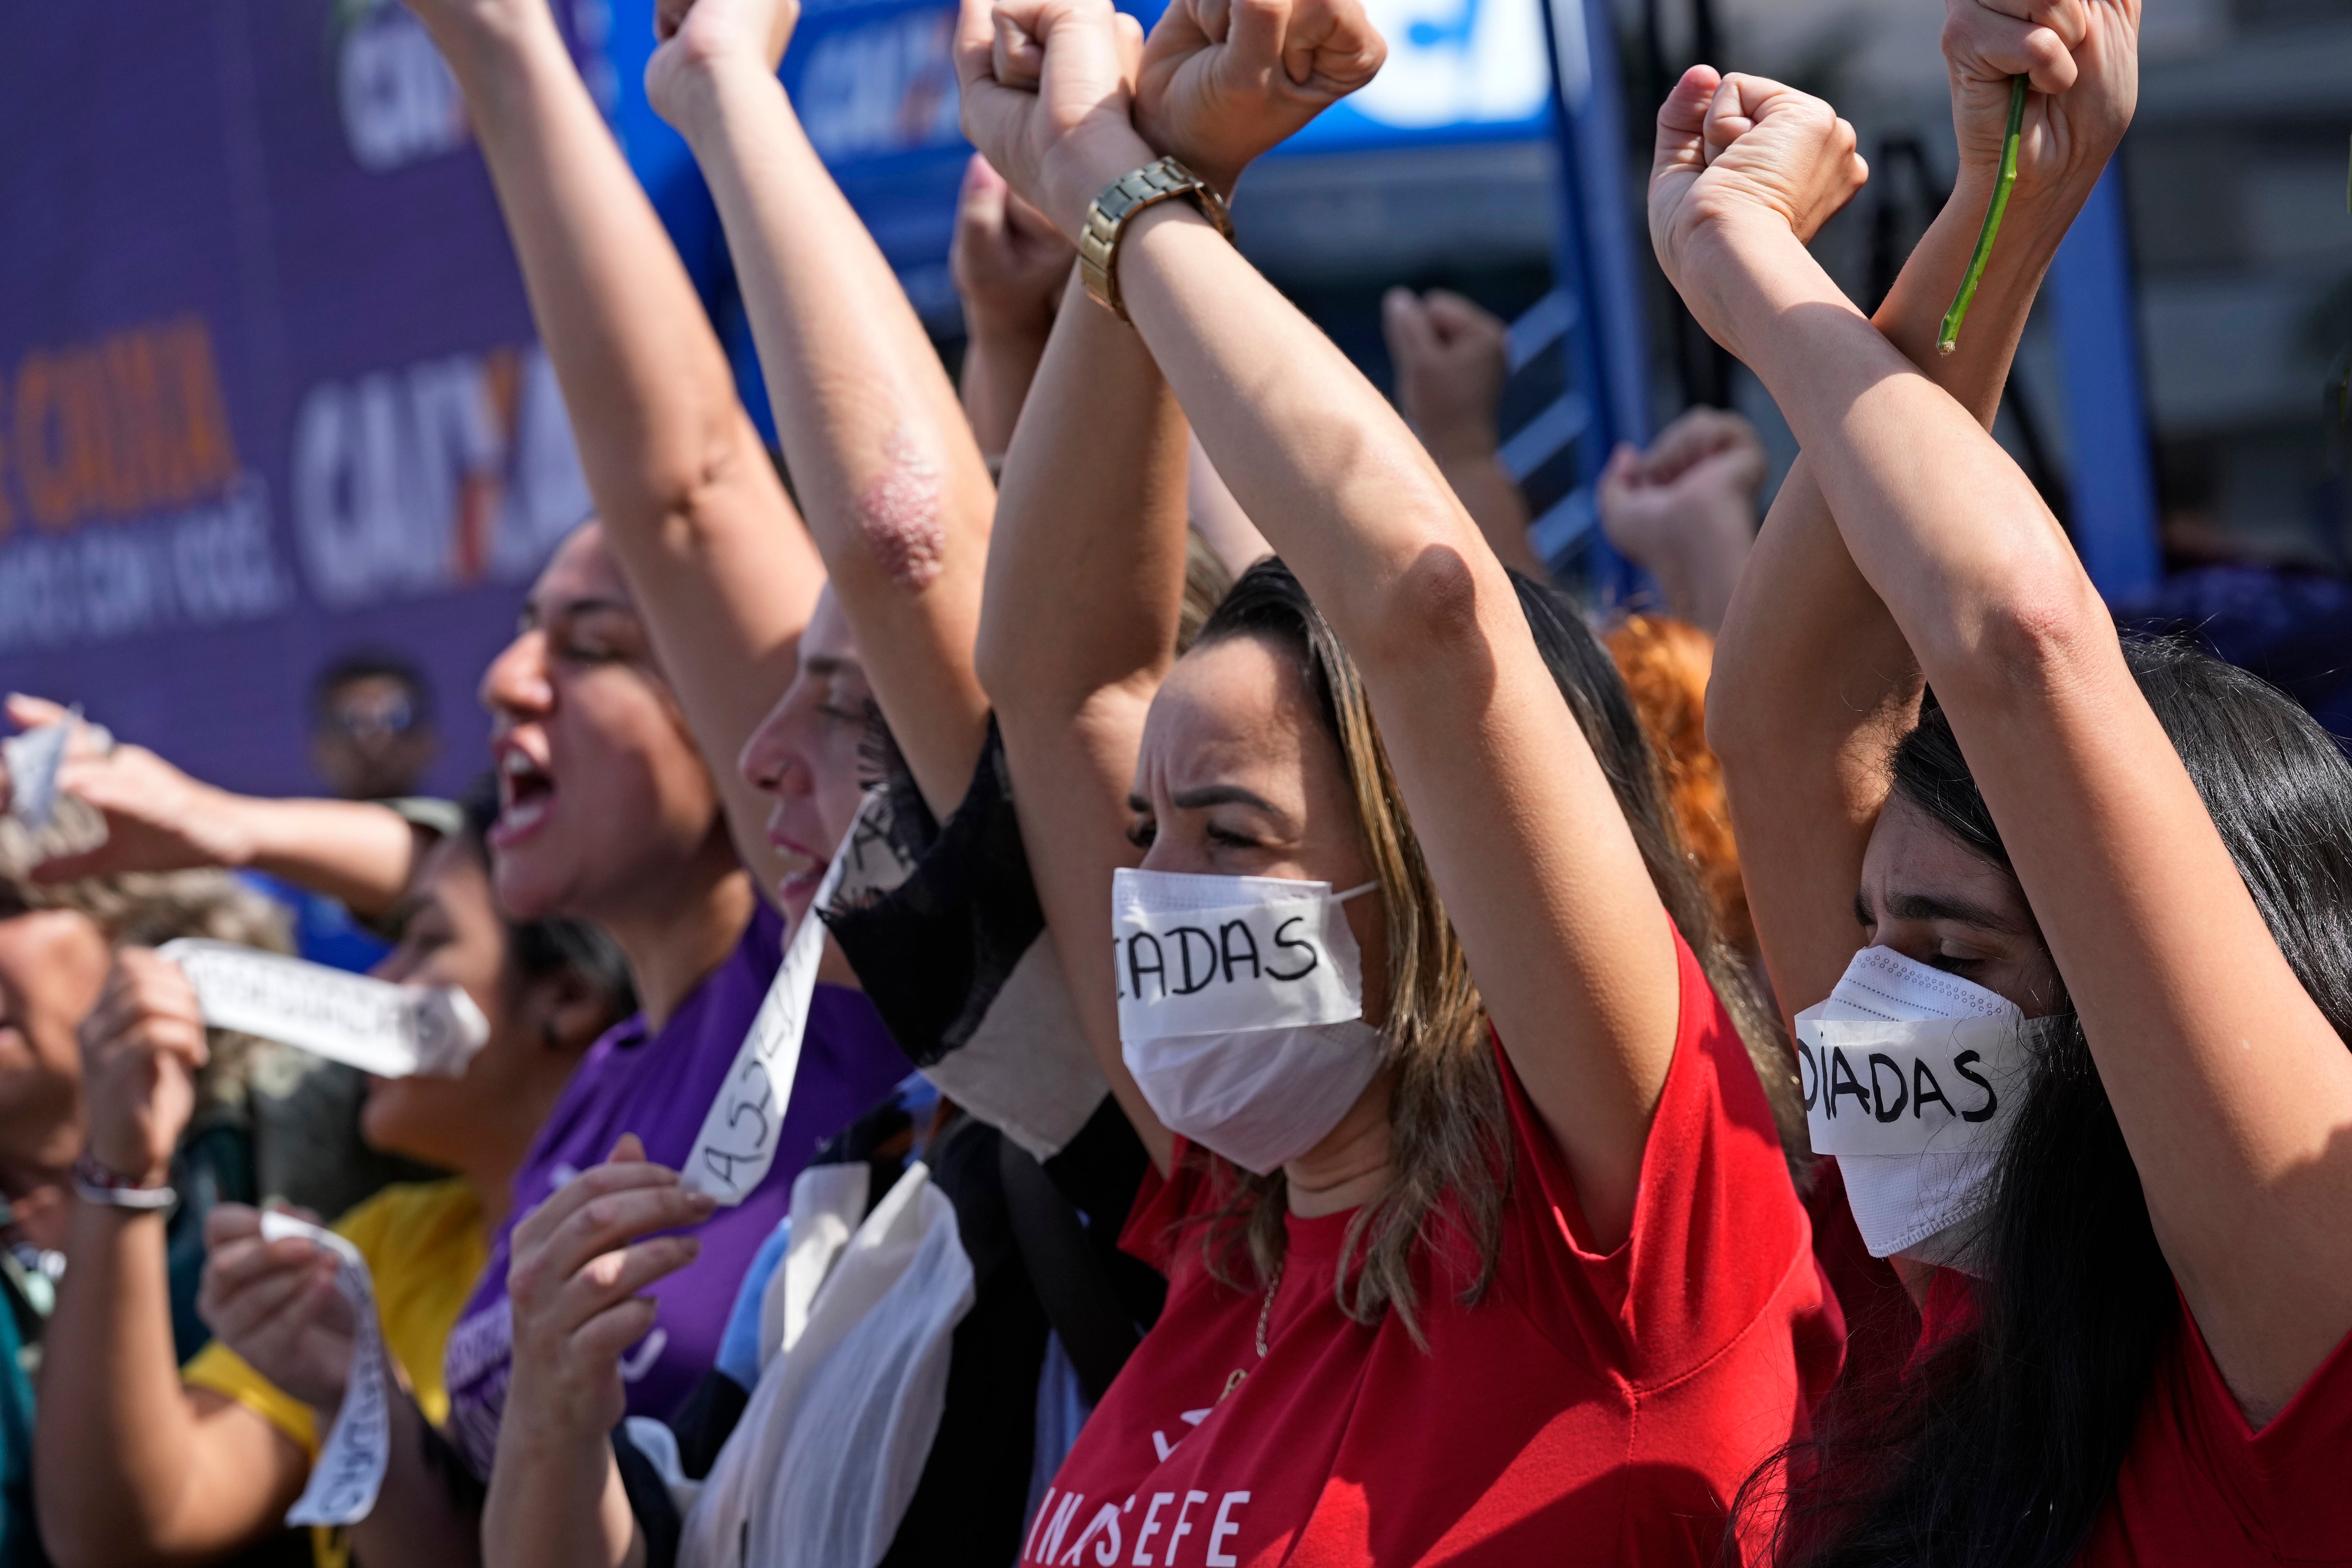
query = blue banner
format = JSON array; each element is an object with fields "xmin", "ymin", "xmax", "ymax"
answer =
[
  {"xmin": 0, "ymin": 0, "xmax": 1557, "ymax": 797},
  {"xmin": 0, "ymin": 1, "xmax": 603, "ymax": 796}
]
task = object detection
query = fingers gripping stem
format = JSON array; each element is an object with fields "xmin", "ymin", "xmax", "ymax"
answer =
[{"xmin": 1938, "ymin": 73, "xmax": 2030, "ymax": 356}]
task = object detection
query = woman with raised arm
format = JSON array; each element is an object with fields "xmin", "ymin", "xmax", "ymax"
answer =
[
  {"xmin": 1674, "ymin": 3, "xmax": 2352, "ymax": 1563},
  {"xmin": 959, "ymin": 2, "xmax": 1831, "ymax": 1560},
  {"xmin": 373, "ymin": 0, "xmax": 926, "ymax": 1559},
  {"xmin": 458, "ymin": 3, "xmax": 1060, "ymax": 1562}
]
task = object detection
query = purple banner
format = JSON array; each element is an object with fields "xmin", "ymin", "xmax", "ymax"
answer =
[{"xmin": 0, "ymin": 1, "xmax": 601, "ymax": 797}]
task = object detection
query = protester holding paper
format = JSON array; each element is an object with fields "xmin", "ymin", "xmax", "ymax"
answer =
[
  {"xmin": 0, "ymin": 849, "xmax": 292, "ymax": 1567},
  {"xmin": 381, "ymin": 1, "xmax": 925, "ymax": 1560},
  {"xmin": 1664, "ymin": 3, "xmax": 2352, "ymax": 1562},
  {"xmin": 472, "ymin": 0, "xmax": 1171, "ymax": 1558},
  {"xmin": 33, "ymin": 790, "xmax": 634, "ymax": 1568}
]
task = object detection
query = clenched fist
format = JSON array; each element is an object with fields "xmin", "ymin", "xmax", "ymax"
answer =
[{"xmin": 1133, "ymin": 0, "xmax": 1385, "ymax": 195}]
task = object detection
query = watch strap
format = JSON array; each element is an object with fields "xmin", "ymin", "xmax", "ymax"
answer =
[{"xmin": 1077, "ymin": 157, "xmax": 1234, "ymax": 321}]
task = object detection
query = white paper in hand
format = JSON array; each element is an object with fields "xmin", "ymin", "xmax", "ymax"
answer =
[
  {"xmin": 260, "ymin": 1212, "xmax": 392, "ymax": 1528},
  {"xmin": 159, "ymin": 940, "xmax": 487, "ymax": 1078},
  {"xmin": 1, "ymin": 720, "xmax": 72, "ymax": 831},
  {"xmin": 679, "ymin": 816, "xmax": 867, "ymax": 1205}
]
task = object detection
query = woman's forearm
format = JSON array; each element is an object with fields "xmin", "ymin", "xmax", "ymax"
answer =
[
  {"xmin": 1117, "ymin": 206, "xmax": 1491, "ymax": 656},
  {"xmin": 233, "ymin": 796, "xmax": 427, "ymax": 920},
  {"xmin": 980, "ymin": 272, "xmax": 1190, "ymax": 713},
  {"xmin": 979, "ymin": 272, "xmax": 1192, "ymax": 1172},
  {"xmin": 668, "ymin": 56, "xmax": 995, "ymax": 818},
  {"xmin": 35, "ymin": 1207, "xmax": 296, "ymax": 1565},
  {"xmin": 1708, "ymin": 179, "xmax": 2082, "ymax": 1017},
  {"xmin": 961, "ymin": 324, "xmax": 1053, "ymax": 458},
  {"xmin": 1701, "ymin": 214, "xmax": 2081, "ymax": 681},
  {"xmin": 344, "ymin": 1388, "xmax": 492, "ymax": 1568},
  {"xmin": 481, "ymin": 1409, "xmax": 637, "ymax": 1568}
]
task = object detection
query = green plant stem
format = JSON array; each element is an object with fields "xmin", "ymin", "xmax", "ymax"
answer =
[{"xmin": 1938, "ymin": 75, "xmax": 2030, "ymax": 356}]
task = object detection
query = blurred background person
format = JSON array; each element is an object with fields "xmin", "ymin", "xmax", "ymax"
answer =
[
  {"xmin": 1595, "ymin": 408, "xmax": 1772, "ymax": 961},
  {"xmin": 1383, "ymin": 286, "xmax": 1544, "ymax": 577},
  {"xmin": 1605, "ymin": 614, "xmax": 1753, "ymax": 963},
  {"xmin": 34, "ymin": 783, "xmax": 633, "ymax": 1568},
  {"xmin": 309, "ymin": 654, "xmax": 440, "ymax": 805},
  {"xmin": 1598, "ymin": 407, "xmax": 1767, "ymax": 640},
  {"xmin": 5, "ymin": 696, "xmax": 447, "ymax": 1223},
  {"xmin": 299, "ymin": 656, "xmax": 453, "ymax": 976},
  {"xmin": 0, "ymin": 812, "xmax": 291, "ymax": 1566}
]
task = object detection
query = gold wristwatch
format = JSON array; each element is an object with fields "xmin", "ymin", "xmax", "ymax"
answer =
[{"xmin": 1077, "ymin": 157, "xmax": 1235, "ymax": 322}]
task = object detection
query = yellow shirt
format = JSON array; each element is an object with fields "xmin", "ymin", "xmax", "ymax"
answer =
[{"xmin": 182, "ymin": 1179, "xmax": 487, "ymax": 1567}]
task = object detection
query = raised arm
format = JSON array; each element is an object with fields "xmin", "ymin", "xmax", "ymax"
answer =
[
  {"xmin": 1706, "ymin": 0, "xmax": 2122, "ymax": 1020},
  {"xmin": 1596, "ymin": 406, "xmax": 1764, "ymax": 639},
  {"xmin": 402, "ymin": 0, "xmax": 819, "ymax": 898},
  {"xmin": 969, "ymin": 0, "xmax": 1390, "ymax": 1176},
  {"xmin": 5, "ymin": 696, "xmax": 420, "ymax": 919},
  {"xmin": 951, "ymin": 154, "xmax": 1078, "ymax": 459},
  {"xmin": 962, "ymin": 0, "xmax": 1707, "ymax": 1243},
  {"xmin": 979, "ymin": 269, "xmax": 1191, "ymax": 1173},
  {"xmin": 1654, "ymin": 24, "xmax": 2352, "ymax": 1418},
  {"xmin": 1381, "ymin": 288, "xmax": 1541, "ymax": 575},
  {"xmin": 647, "ymin": 0, "xmax": 996, "ymax": 816}
]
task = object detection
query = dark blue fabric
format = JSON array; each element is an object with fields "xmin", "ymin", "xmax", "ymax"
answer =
[{"xmin": 2117, "ymin": 565, "xmax": 2352, "ymax": 744}]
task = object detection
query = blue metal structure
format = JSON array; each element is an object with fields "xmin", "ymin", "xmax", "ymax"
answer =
[
  {"xmin": 2046, "ymin": 162, "xmax": 2162, "ymax": 601},
  {"xmin": 1520, "ymin": 0, "xmax": 1648, "ymax": 595}
]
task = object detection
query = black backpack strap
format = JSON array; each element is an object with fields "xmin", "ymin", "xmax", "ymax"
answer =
[{"xmin": 997, "ymin": 1136, "xmax": 1140, "ymax": 1406}]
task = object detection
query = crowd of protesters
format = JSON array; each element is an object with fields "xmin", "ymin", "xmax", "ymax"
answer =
[{"xmin": 3, "ymin": 0, "xmax": 2347, "ymax": 1563}]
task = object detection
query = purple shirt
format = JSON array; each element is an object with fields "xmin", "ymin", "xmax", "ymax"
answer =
[{"xmin": 442, "ymin": 900, "xmax": 910, "ymax": 1475}]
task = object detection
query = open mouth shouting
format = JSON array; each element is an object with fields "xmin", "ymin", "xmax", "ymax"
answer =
[
  {"xmin": 767, "ymin": 827, "xmax": 827, "ymax": 907},
  {"xmin": 492, "ymin": 736, "xmax": 558, "ymax": 849}
]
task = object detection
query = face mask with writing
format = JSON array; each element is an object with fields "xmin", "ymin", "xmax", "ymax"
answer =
[
  {"xmin": 1112, "ymin": 869, "xmax": 1383, "ymax": 1176},
  {"xmin": 1795, "ymin": 945, "xmax": 2045, "ymax": 1273}
]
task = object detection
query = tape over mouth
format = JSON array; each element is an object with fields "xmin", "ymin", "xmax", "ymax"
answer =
[{"xmin": 159, "ymin": 939, "xmax": 490, "ymax": 1078}]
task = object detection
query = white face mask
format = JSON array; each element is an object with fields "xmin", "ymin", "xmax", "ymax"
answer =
[
  {"xmin": 1112, "ymin": 868, "xmax": 1384, "ymax": 1176},
  {"xmin": 1795, "ymin": 945, "xmax": 2038, "ymax": 1273}
]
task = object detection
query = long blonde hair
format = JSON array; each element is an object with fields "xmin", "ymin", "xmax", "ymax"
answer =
[{"xmin": 1176, "ymin": 561, "xmax": 1802, "ymax": 1346}]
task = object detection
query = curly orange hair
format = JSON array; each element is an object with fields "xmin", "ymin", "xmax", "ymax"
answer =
[{"xmin": 1604, "ymin": 613, "xmax": 1754, "ymax": 958}]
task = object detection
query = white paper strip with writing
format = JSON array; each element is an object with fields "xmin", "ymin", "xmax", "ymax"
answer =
[
  {"xmin": 679, "ymin": 794, "xmax": 913, "ymax": 1205},
  {"xmin": 1111, "ymin": 869, "xmax": 1364, "ymax": 1042},
  {"xmin": 158, "ymin": 939, "xmax": 488, "ymax": 1078},
  {"xmin": 261, "ymin": 1212, "xmax": 392, "ymax": 1527},
  {"xmin": 1795, "ymin": 1013, "xmax": 2033, "ymax": 1159}
]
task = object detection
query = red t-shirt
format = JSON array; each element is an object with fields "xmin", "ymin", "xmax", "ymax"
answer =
[
  {"xmin": 1912, "ymin": 1270, "xmax": 2352, "ymax": 1563},
  {"xmin": 1805, "ymin": 1159, "xmax": 1917, "ymax": 1396},
  {"xmin": 1024, "ymin": 931, "xmax": 1841, "ymax": 1568}
]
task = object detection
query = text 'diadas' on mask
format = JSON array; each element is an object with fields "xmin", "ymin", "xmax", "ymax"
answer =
[
  {"xmin": 1794, "ymin": 1014, "xmax": 2032, "ymax": 1159},
  {"xmin": 1111, "ymin": 870, "xmax": 1370, "ymax": 1043}
]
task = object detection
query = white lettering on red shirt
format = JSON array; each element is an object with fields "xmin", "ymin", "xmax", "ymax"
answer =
[{"xmin": 1206, "ymin": 1492, "xmax": 1250, "ymax": 1568}]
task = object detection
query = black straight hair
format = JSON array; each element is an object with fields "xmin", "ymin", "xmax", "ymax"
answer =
[{"xmin": 1740, "ymin": 635, "xmax": 2352, "ymax": 1568}]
